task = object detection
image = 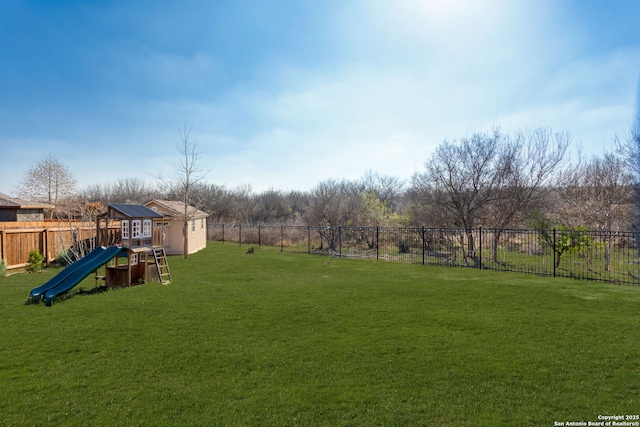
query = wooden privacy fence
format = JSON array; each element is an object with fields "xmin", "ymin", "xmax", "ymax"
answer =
[
  {"xmin": 0, "ymin": 221, "xmax": 119, "ymax": 270},
  {"xmin": 208, "ymin": 224, "xmax": 640, "ymax": 286}
]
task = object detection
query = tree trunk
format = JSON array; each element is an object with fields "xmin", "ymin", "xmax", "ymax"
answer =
[{"xmin": 183, "ymin": 221, "xmax": 189, "ymax": 259}]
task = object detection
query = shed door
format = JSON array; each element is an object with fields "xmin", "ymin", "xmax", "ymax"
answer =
[{"xmin": 159, "ymin": 222, "xmax": 171, "ymax": 250}]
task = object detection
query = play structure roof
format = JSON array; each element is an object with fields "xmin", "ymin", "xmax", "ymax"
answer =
[{"xmin": 102, "ymin": 203, "xmax": 164, "ymax": 219}]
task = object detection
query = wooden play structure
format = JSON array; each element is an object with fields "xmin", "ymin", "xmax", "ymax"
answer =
[{"xmin": 96, "ymin": 203, "xmax": 172, "ymax": 287}]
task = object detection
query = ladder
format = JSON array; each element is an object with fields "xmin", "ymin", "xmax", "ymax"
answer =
[{"xmin": 153, "ymin": 247, "xmax": 172, "ymax": 285}]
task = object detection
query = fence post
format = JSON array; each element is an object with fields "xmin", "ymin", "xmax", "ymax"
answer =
[
  {"xmin": 637, "ymin": 232, "xmax": 640, "ymax": 285},
  {"xmin": 307, "ymin": 226, "xmax": 311, "ymax": 254},
  {"xmin": 478, "ymin": 227, "xmax": 482, "ymax": 270},
  {"xmin": 339, "ymin": 226, "xmax": 342, "ymax": 258},
  {"xmin": 44, "ymin": 228, "xmax": 50, "ymax": 266},
  {"xmin": 221, "ymin": 224, "xmax": 225, "ymax": 243},
  {"xmin": 552, "ymin": 228, "xmax": 556, "ymax": 277},
  {"xmin": 376, "ymin": 226, "xmax": 380, "ymax": 261},
  {"xmin": 39, "ymin": 230, "xmax": 45, "ymax": 266},
  {"xmin": 280, "ymin": 225, "xmax": 284, "ymax": 252},
  {"xmin": 422, "ymin": 226, "xmax": 426, "ymax": 266},
  {"xmin": 239, "ymin": 224, "xmax": 242, "ymax": 246},
  {"xmin": 258, "ymin": 225, "xmax": 261, "ymax": 249}
]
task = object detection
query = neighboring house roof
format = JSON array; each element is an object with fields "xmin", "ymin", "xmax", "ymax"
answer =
[
  {"xmin": 145, "ymin": 199, "xmax": 209, "ymax": 220},
  {"xmin": 107, "ymin": 203, "xmax": 164, "ymax": 219},
  {"xmin": 0, "ymin": 192, "xmax": 54, "ymax": 209}
]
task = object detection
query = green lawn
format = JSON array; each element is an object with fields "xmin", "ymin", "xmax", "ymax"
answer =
[{"xmin": 1, "ymin": 242, "xmax": 639, "ymax": 426}]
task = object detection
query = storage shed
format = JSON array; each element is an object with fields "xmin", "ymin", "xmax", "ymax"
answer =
[
  {"xmin": 144, "ymin": 200, "xmax": 208, "ymax": 255},
  {"xmin": 0, "ymin": 193, "xmax": 54, "ymax": 222}
]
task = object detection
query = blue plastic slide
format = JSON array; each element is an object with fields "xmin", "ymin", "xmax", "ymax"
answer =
[
  {"xmin": 28, "ymin": 246, "xmax": 108, "ymax": 304},
  {"xmin": 42, "ymin": 245, "xmax": 123, "ymax": 306}
]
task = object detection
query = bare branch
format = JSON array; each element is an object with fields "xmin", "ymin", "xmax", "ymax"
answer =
[
  {"xmin": 16, "ymin": 153, "xmax": 76, "ymax": 219},
  {"xmin": 170, "ymin": 124, "xmax": 211, "ymax": 258}
]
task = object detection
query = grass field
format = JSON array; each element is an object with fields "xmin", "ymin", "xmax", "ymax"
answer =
[{"xmin": 1, "ymin": 242, "xmax": 639, "ymax": 426}]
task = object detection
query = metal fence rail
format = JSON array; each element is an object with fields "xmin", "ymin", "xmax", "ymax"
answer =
[{"xmin": 207, "ymin": 224, "xmax": 640, "ymax": 286}]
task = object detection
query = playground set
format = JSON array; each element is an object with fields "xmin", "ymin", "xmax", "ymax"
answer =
[{"xmin": 28, "ymin": 203, "xmax": 172, "ymax": 306}]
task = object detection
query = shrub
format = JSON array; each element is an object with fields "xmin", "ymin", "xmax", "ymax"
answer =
[
  {"xmin": 55, "ymin": 245, "xmax": 73, "ymax": 266},
  {"xmin": 26, "ymin": 250, "xmax": 43, "ymax": 273},
  {"xmin": 398, "ymin": 240, "xmax": 412, "ymax": 254}
]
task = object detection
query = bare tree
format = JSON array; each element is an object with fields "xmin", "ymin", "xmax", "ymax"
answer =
[
  {"xmin": 159, "ymin": 125, "xmax": 210, "ymax": 258},
  {"xmin": 57, "ymin": 197, "xmax": 107, "ymax": 264},
  {"xmin": 81, "ymin": 183, "xmax": 112, "ymax": 203},
  {"xmin": 361, "ymin": 170, "xmax": 406, "ymax": 212},
  {"xmin": 17, "ymin": 154, "xmax": 76, "ymax": 218},
  {"xmin": 167, "ymin": 182, "xmax": 232, "ymax": 223},
  {"xmin": 487, "ymin": 128, "xmax": 570, "ymax": 261},
  {"xmin": 251, "ymin": 189, "xmax": 293, "ymax": 224},
  {"xmin": 411, "ymin": 128, "xmax": 506, "ymax": 255},
  {"xmin": 615, "ymin": 119, "xmax": 640, "ymax": 229},
  {"xmin": 558, "ymin": 153, "xmax": 634, "ymax": 230},
  {"xmin": 615, "ymin": 120, "xmax": 640, "ymax": 177},
  {"xmin": 230, "ymin": 184, "xmax": 257, "ymax": 225},
  {"xmin": 110, "ymin": 177, "xmax": 159, "ymax": 204},
  {"xmin": 305, "ymin": 179, "xmax": 365, "ymax": 250},
  {"xmin": 305, "ymin": 179, "xmax": 366, "ymax": 227},
  {"xmin": 284, "ymin": 190, "xmax": 310, "ymax": 223},
  {"xmin": 556, "ymin": 152, "xmax": 634, "ymax": 270}
]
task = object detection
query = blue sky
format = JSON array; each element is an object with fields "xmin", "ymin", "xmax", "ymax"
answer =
[{"xmin": 1, "ymin": 0, "xmax": 639, "ymax": 196}]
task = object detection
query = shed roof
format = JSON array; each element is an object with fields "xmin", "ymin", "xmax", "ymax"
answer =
[
  {"xmin": 107, "ymin": 203, "xmax": 164, "ymax": 219},
  {"xmin": 0, "ymin": 193, "xmax": 54, "ymax": 209},
  {"xmin": 145, "ymin": 199, "xmax": 209, "ymax": 219}
]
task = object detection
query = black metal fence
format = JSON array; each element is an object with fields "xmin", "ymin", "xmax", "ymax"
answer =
[{"xmin": 207, "ymin": 224, "xmax": 640, "ymax": 286}]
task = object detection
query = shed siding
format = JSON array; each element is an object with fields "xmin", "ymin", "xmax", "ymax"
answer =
[{"xmin": 16, "ymin": 209, "xmax": 44, "ymax": 222}]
